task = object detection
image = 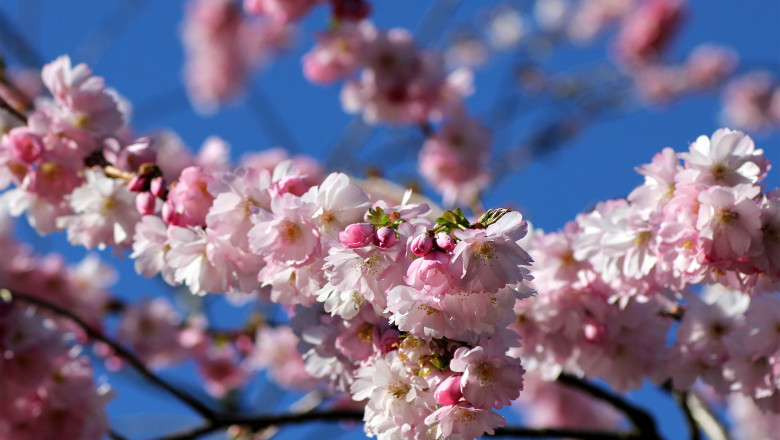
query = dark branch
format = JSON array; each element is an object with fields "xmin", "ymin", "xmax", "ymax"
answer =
[
  {"xmin": 0, "ymin": 91, "xmax": 28, "ymax": 124},
  {"xmin": 492, "ymin": 426, "xmax": 644, "ymax": 439},
  {"xmin": 556, "ymin": 373, "xmax": 661, "ymax": 439},
  {"xmin": 4, "ymin": 289, "xmax": 217, "ymax": 419}
]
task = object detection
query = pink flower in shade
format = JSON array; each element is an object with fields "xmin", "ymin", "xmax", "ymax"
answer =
[
  {"xmin": 449, "ymin": 344, "xmax": 524, "ymax": 409},
  {"xmin": 678, "ymin": 129, "xmax": 769, "ymax": 187},
  {"xmin": 754, "ymin": 196, "xmax": 780, "ymax": 276},
  {"xmin": 612, "ymin": 0, "xmax": 685, "ymax": 67},
  {"xmin": 163, "ymin": 166, "xmax": 215, "ymax": 227},
  {"xmin": 339, "ymin": 223, "xmax": 376, "ymax": 248},
  {"xmin": 450, "ymin": 211, "xmax": 533, "ymax": 294},
  {"xmin": 351, "ymin": 351, "xmax": 434, "ymax": 438},
  {"xmin": 405, "ymin": 250, "xmax": 456, "ymax": 296},
  {"xmin": 685, "ymin": 44, "xmax": 737, "ymax": 89},
  {"xmin": 721, "ymin": 71, "xmax": 780, "ymax": 132},
  {"xmin": 385, "ymin": 285, "xmax": 457, "ymax": 340},
  {"xmin": 424, "ymin": 403, "xmax": 506, "ymax": 440},
  {"xmin": 243, "ymin": 0, "xmax": 323, "ymax": 23},
  {"xmin": 249, "ymin": 326, "xmax": 317, "ymax": 390},
  {"xmin": 303, "ymin": 23, "xmax": 370, "ymax": 84},
  {"xmin": 418, "ymin": 116, "xmax": 491, "ymax": 206},
  {"xmin": 248, "ymin": 192, "xmax": 321, "ymax": 267},
  {"xmin": 117, "ymin": 298, "xmax": 188, "ymax": 369},
  {"xmin": 197, "ymin": 345, "xmax": 248, "ymax": 398},
  {"xmin": 697, "ymin": 184, "xmax": 763, "ymax": 262}
]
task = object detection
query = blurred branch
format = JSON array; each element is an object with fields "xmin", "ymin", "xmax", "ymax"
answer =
[
  {"xmin": 556, "ymin": 373, "xmax": 661, "ymax": 440},
  {"xmin": 661, "ymin": 381, "xmax": 731, "ymax": 440},
  {"xmin": 3, "ymin": 289, "xmax": 218, "ymax": 420},
  {"xmin": 0, "ymin": 91, "xmax": 28, "ymax": 124},
  {"xmin": 0, "ymin": 9, "xmax": 44, "ymax": 67},
  {"xmin": 247, "ymin": 85, "xmax": 301, "ymax": 153},
  {"xmin": 73, "ymin": 0, "xmax": 150, "ymax": 67}
]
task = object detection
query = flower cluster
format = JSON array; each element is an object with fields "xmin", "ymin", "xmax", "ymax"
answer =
[{"xmin": 512, "ymin": 128, "xmax": 780, "ymax": 411}]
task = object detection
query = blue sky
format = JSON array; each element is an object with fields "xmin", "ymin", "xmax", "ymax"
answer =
[{"xmin": 1, "ymin": 0, "xmax": 779, "ymax": 439}]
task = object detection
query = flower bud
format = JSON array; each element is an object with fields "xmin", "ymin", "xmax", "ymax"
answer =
[
  {"xmin": 410, "ymin": 234, "xmax": 433, "ymax": 256},
  {"xmin": 6, "ymin": 127, "xmax": 44, "ymax": 164},
  {"xmin": 150, "ymin": 176, "xmax": 167, "ymax": 199},
  {"xmin": 136, "ymin": 192, "xmax": 157, "ymax": 216},
  {"xmin": 376, "ymin": 227, "xmax": 397, "ymax": 248},
  {"xmin": 434, "ymin": 374, "xmax": 463, "ymax": 406},
  {"xmin": 435, "ymin": 232, "xmax": 456, "ymax": 252},
  {"xmin": 339, "ymin": 223, "xmax": 376, "ymax": 248}
]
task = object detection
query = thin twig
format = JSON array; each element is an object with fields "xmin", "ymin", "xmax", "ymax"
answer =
[
  {"xmin": 247, "ymin": 85, "xmax": 301, "ymax": 153},
  {"xmin": 556, "ymin": 373, "xmax": 661, "ymax": 439},
  {"xmin": 73, "ymin": 0, "xmax": 150, "ymax": 67},
  {"xmin": 108, "ymin": 429, "xmax": 129, "ymax": 440},
  {"xmin": 492, "ymin": 426, "xmax": 644, "ymax": 439},
  {"xmin": 0, "ymin": 9, "xmax": 45, "ymax": 67},
  {"xmin": 0, "ymin": 90, "xmax": 28, "ymax": 124},
  {"xmin": 4, "ymin": 289, "xmax": 217, "ymax": 419}
]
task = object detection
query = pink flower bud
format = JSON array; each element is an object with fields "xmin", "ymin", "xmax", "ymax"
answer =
[
  {"xmin": 128, "ymin": 174, "xmax": 151, "ymax": 192},
  {"xmin": 339, "ymin": 223, "xmax": 376, "ymax": 248},
  {"xmin": 434, "ymin": 374, "xmax": 463, "ymax": 406},
  {"xmin": 376, "ymin": 227, "xmax": 397, "ymax": 248},
  {"xmin": 150, "ymin": 176, "xmax": 167, "ymax": 198},
  {"xmin": 6, "ymin": 127, "xmax": 44, "ymax": 164},
  {"xmin": 410, "ymin": 234, "xmax": 433, "ymax": 256},
  {"xmin": 136, "ymin": 192, "xmax": 157, "ymax": 215},
  {"xmin": 435, "ymin": 232, "xmax": 456, "ymax": 252}
]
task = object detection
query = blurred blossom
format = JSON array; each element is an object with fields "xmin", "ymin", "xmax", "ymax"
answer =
[
  {"xmin": 486, "ymin": 6, "xmax": 528, "ymax": 50},
  {"xmin": 721, "ymin": 71, "xmax": 780, "ymax": 132},
  {"xmin": 445, "ymin": 29, "xmax": 489, "ymax": 69}
]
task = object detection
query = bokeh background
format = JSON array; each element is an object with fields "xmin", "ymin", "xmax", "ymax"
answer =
[{"xmin": 0, "ymin": 0, "xmax": 778, "ymax": 438}]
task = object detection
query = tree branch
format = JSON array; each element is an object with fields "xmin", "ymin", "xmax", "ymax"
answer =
[
  {"xmin": 0, "ymin": 90, "xmax": 28, "ymax": 124},
  {"xmin": 3, "ymin": 289, "xmax": 217, "ymax": 419},
  {"xmin": 556, "ymin": 373, "xmax": 661, "ymax": 439}
]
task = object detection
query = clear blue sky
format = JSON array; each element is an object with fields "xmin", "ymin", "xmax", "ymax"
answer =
[{"xmin": 1, "ymin": 0, "xmax": 779, "ymax": 439}]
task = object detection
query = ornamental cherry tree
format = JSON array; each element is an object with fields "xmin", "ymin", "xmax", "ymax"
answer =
[{"xmin": 0, "ymin": 1, "xmax": 779, "ymax": 440}]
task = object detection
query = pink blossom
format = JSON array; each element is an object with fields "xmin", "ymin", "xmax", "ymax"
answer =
[
  {"xmin": 435, "ymin": 231, "xmax": 456, "ymax": 252},
  {"xmin": 248, "ymin": 192, "xmax": 320, "ymax": 267},
  {"xmin": 679, "ymin": 129, "xmax": 769, "ymax": 187},
  {"xmin": 303, "ymin": 23, "xmax": 370, "ymax": 84},
  {"xmin": 696, "ymin": 184, "xmax": 763, "ymax": 262},
  {"xmin": 685, "ymin": 44, "xmax": 737, "ymax": 89},
  {"xmin": 424, "ymin": 403, "xmax": 506, "ymax": 440},
  {"xmin": 405, "ymin": 250, "xmax": 456, "ymax": 296},
  {"xmin": 418, "ymin": 116, "xmax": 490, "ymax": 206},
  {"xmin": 4, "ymin": 127, "xmax": 44, "ymax": 164},
  {"xmin": 339, "ymin": 222, "xmax": 376, "ymax": 248},
  {"xmin": 450, "ymin": 211, "xmax": 533, "ymax": 293},
  {"xmin": 197, "ymin": 345, "xmax": 247, "ymax": 398},
  {"xmin": 721, "ymin": 71, "xmax": 780, "ymax": 132},
  {"xmin": 117, "ymin": 298, "xmax": 187, "ymax": 368},
  {"xmin": 163, "ymin": 166, "xmax": 215, "ymax": 227},
  {"xmin": 613, "ymin": 0, "xmax": 685, "ymax": 67},
  {"xmin": 450, "ymin": 344, "xmax": 524, "ymax": 409},
  {"xmin": 244, "ymin": 0, "xmax": 322, "ymax": 23}
]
